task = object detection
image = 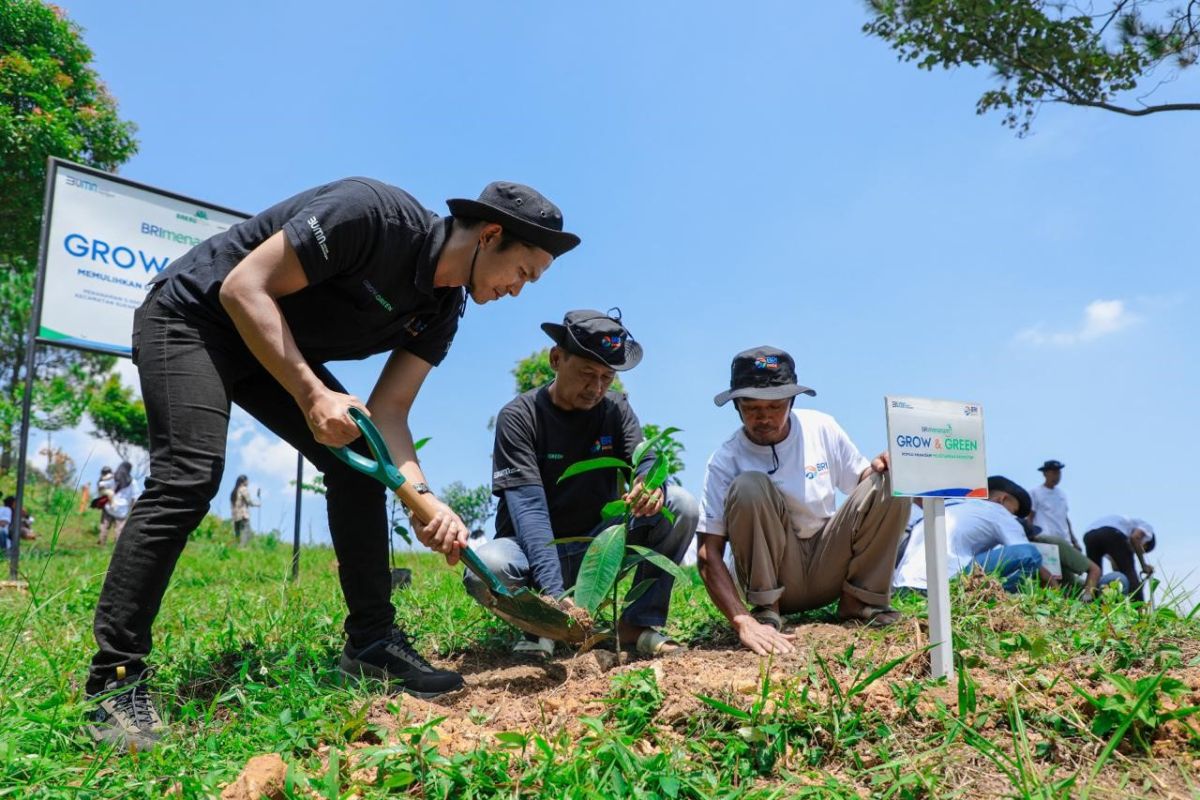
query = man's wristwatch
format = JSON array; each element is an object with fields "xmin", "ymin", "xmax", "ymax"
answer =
[{"xmin": 401, "ymin": 481, "xmax": 432, "ymax": 515}]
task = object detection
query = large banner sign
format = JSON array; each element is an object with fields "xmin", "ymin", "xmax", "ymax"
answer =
[
  {"xmin": 36, "ymin": 159, "xmax": 247, "ymax": 356},
  {"xmin": 884, "ymin": 395, "xmax": 988, "ymax": 498}
]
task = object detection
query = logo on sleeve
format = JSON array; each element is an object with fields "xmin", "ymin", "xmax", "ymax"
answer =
[
  {"xmin": 590, "ymin": 435, "xmax": 614, "ymax": 454},
  {"xmin": 804, "ymin": 462, "xmax": 828, "ymax": 479},
  {"xmin": 754, "ymin": 355, "xmax": 779, "ymax": 370},
  {"xmin": 493, "ymin": 467, "xmax": 519, "ymax": 480},
  {"xmin": 307, "ymin": 216, "xmax": 330, "ymax": 261}
]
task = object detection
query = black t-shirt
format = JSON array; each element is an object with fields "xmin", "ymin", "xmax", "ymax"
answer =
[
  {"xmin": 150, "ymin": 177, "xmax": 464, "ymax": 365},
  {"xmin": 492, "ymin": 387, "xmax": 644, "ymax": 540}
]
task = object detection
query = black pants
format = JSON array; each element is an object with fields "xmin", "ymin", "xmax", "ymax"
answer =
[
  {"xmin": 87, "ymin": 289, "xmax": 393, "ymax": 694},
  {"xmin": 1083, "ymin": 526, "xmax": 1145, "ymax": 602}
]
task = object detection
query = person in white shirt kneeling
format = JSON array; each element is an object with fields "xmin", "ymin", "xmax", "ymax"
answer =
[
  {"xmin": 696, "ymin": 347, "xmax": 912, "ymax": 656},
  {"xmin": 893, "ymin": 476, "xmax": 1051, "ymax": 595}
]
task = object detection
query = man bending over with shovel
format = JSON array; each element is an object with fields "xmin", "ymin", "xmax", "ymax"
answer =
[
  {"xmin": 86, "ymin": 179, "xmax": 579, "ymax": 752},
  {"xmin": 464, "ymin": 310, "xmax": 699, "ymax": 657}
]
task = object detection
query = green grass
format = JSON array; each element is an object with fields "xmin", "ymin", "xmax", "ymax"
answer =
[{"xmin": 1, "ymin": 483, "xmax": 1198, "ymax": 798}]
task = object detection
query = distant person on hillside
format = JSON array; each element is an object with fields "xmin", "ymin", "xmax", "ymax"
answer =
[
  {"xmin": 1019, "ymin": 518, "xmax": 1128, "ymax": 601},
  {"xmin": 98, "ymin": 463, "xmax": 138, "ymax": 546},
  {"xmin": 230, "ymin": 475, "xmax": 259, "ymax": 546},
  {"xmin": 465, "ymin": 310, "xmax": 698, "ymax": 658},
  {"xmin": 2, "ymin": 495, "xmax": 35, "ymax": 542},
  {"xmin": 85, "ymin": 178, "xmax": 580, "ymax": 752},
  {"xmin": 0, "ymin": 501, "xmax": 10, "ymax": 552},
  {"xmin": 1029, "ymin": 459, "xmax": 1078, "ymax": 549},
  {"xmin": 695, "ymin": 347, "xmax": 911, "ymax": 657},
  {"xmin": 1082, "ymin": 515, "xmax": 1156, "ymax": 603},
  {"xmin": 894, "ymin": 477, "xmax": 1050, "ymax": 594}
]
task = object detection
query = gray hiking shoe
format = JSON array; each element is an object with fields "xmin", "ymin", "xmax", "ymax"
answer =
[{"xmin": 86, "ymin": 667, "xmax": 165, "ymax": 752}]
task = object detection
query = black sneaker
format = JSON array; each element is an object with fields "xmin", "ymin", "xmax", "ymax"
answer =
[
  {"xmin": 86, "ymin": 667, "xmax": 165, "ymax": 752},
  {"xmin": 339, "ymin": 628, "xmax": 464, "ymax": 698}
]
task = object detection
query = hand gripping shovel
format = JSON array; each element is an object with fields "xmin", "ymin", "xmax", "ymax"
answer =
[{"xmin": 327, "ymin": 408, "xmax": 590, "ymax": 644}]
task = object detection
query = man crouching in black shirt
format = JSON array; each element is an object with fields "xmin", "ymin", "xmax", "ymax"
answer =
[{"xmin": 466, "ymin": 309, "xmax": 698, "ymax": 657}]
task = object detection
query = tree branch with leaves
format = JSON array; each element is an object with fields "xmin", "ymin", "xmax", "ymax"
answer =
[{"xmin": 863, "ymin": 0, "xmax": 1200, "ymax": 134}]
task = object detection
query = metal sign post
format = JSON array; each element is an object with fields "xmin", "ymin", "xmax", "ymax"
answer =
[
  {"xmin": 923, "ymin": 498, "xmax": 954, "ymax": 679},
  {"xmin": 291, "ymin": 452, "xmax": 303, "ymax": 581},
  {"xmin": 886, "ymin": 396, "xmax": 988, "ymax": 681}
]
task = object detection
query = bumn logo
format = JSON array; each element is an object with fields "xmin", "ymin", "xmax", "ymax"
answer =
[{"xmin": 307, "ymin": 216, "xmax": 330, "ymax": 261}]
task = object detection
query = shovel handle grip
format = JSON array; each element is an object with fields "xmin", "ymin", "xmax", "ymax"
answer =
[
  {"xmin": 326, "ymin": 408, "xmax": 506, "ymax": 591},
  {"xmin": 326, "ymin": 407, "xmax": 439, "ymax": 525}
]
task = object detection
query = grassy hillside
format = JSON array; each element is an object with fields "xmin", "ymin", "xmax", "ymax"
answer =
[{"xmin": 1, "ymin": 486, "xmax": 1197, "ymax": 799}]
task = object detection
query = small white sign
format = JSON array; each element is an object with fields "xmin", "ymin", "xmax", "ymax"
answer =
[
  {"xmin": 1033, "ymin": 543, "xmax": 1062, "ymax": 579},
  {"xmin": 885, "ymin": 396, "xmax": 987, "ymax": 499}
]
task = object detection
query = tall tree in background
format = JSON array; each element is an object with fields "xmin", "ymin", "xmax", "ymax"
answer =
[
  {"xmin": 440, "ymin": 481, "xmax": 494, "ymax": 535},
  {"xmin": 88, "ymin": 373, "xmax": 148, "ymax": 465},
  {"xmin": 864, "ymin": 1, "xmax": 1200, "ymax": 134},
  {"xmin": 0, "ymin": 0, "xmax": 139, "ymax": 470}
]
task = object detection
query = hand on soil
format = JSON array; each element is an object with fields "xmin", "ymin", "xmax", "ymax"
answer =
[{"xmin": 734, "ymin": 615, "xmax": 796, "ymax": 656}]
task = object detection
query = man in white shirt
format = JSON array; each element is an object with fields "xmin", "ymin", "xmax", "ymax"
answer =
[
  {"xmin": 695, "ymin": 347, "xmax": 911, "ymax": 656},
  {"xmin": 1029, "ymin": 459, "xmax": 1077, "ymax": 548},
  {"xmin": 1082, "ymin": 515, "xmax": 1156, "ymax": 602},
  {"xmin": 894, "ymin": 476, "xmax": 1048, "ymax": 593}
]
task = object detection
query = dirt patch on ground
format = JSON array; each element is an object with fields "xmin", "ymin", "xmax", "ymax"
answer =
[
  {"xmin": 220, "ymin": 753, "xmax": 288, "ymax": 800},
  {"xmin": 378, "ymin": 621, "xmax": 916, "ymax": 741}
]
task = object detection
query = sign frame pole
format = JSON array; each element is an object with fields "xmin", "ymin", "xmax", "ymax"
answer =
[
  {"xmin": 9, "ymin": 157, "xmax": 58, "ymax": 582},
  {"xmin": 291, "ymin": 452, "xmax": 303, "ymax": 582},
  {"xmin": 923, "ymin": 498, "xmax": 954, "ymax": 680}
]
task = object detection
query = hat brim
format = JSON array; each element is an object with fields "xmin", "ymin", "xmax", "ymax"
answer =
[
  {"xmin": 541, "ymin": 322, "xmax": 643, "ymax": 372},
  {"xmin": 1037, "ymin": 464, "xmax": 1065, "ymax": 472},
  {"xmin": 713, "ymin": 384, "xmax": 816, "ymax": 407},
  {"xmin": 447, "ymin": 198, "xmax": 581, "ymax": 258}
]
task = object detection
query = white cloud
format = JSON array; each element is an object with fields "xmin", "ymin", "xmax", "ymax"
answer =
[
  {"xmin": 1016, "ymin": 299, "xmax": 1139, "ymax": 347},
  {"xmin": 234, "ymin": 430, "xmax": 316, "ymax": 497}
]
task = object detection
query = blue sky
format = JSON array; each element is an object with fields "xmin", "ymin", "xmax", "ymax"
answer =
[{"xmin": 49, "ymin": 2, "xmax": 1198, "ymax": 603}]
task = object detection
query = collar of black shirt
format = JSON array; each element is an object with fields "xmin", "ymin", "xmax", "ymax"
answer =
[{"xmin": 414, "ymin": 216, "xmax": 450, "ymax": 296}]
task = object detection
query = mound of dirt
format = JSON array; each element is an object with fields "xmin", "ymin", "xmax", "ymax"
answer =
[{"xmin": 220, "ymin": 753, "xmax": 287, "ymax": 800}]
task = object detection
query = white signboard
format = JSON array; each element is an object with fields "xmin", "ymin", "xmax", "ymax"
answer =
[
  {"xmin": 884, "ymin": 396, "xmax": 987, "ymax": 499},
  {"xmin": 36, "ymin": 160, "xmax": 246, "ymax": 356}
]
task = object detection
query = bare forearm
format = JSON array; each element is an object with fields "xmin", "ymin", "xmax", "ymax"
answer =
[
  {"xmin": 367, "ymin": 409, "xmax": 429, "ymax": 487},
  {"xmin": 697, "ymin": 544, "xmax": 751, "ymax": 625},
  {"xmin": 221, "ymin": 289, "xmax": 325, "ymax": 407}
]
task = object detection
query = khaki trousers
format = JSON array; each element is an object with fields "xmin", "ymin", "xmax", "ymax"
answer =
[{"xmin": 724, "ymin": 471, "xmax": 911, "ymax": 612}]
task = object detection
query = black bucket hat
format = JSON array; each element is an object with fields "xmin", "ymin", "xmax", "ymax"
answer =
[
  {"xmin": 541, "ymin": 308, "xmax": 642, "ymax": 371},
  {"xmin": 447, "ymin": 181, "xmax": 581, "ymax": 258},
  {"xmin": 1037, "ymin": 459, "xmax": 1065, "ymax": 472},
  {"xmin": 987, "ymin": 475, "xmax": 1032, "ymax": 519},
  {"xmin": 713, "ymin": 346, "xmax": 816, "ymax": 407}
]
